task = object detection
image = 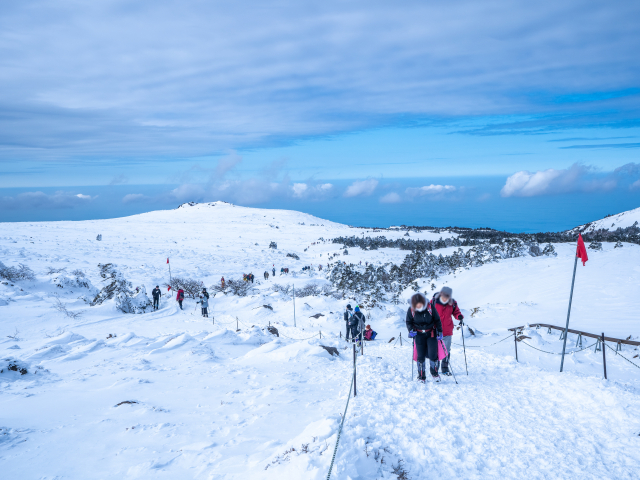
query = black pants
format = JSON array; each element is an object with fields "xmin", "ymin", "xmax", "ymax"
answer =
[
  {"xmin": 345, "ymin": 323, "xmax": 351, "ymax": 340},
  {"xmin": 202, "ymin": 307, "xmax": 208, "ymax": 317},
  {"xmin": 350, "ymin": 324, "xmax": 360, "ymax": 341},
  {"xmin": 178, "ymin": 300, "xmax": 183, "ymax": 310},
  {"xmin": 153, "ymin": 298, "xmax": 159, "ymax": 309},
  {"xmin": 415, "ymin": 332, "xmax": 438, "ymax": 364}
]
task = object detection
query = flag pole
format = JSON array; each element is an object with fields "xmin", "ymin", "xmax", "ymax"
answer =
[
  {"xmin": 560, "ymin": 249, "xmax": 579, "ymax": 372},
  {"xmin": 167, "ymin": 258, "xmax": 172, "ymax": 287}
]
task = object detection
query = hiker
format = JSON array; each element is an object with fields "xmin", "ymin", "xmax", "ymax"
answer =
[
  {"xmin": 350, "ymin": 306, "xmax": 365, "ymax": 343},
  {"xmin": 407, "ymin": 292, "xmax": 442, "ymax": 381},
  {"xmin": 433, "ymin": 287, "xmax": 463, "ymax": 376},
  {"xmin": 264, "ymin": 271, "xmax": 269, "ymax": 280},
  {"xmin": 272, "ymin": 266, "xmax": 276, "ymax": 277},
  {"xmin": 364, "ymin": 324, "xmax": 377, "ymax": 341},
  {"xmin": 250, "ymin": 273, "xmax": 254, "ymax": 283},
  {"xmin": 221, "ymin": 277, "xmax": 225, "ymax": 289},
  {"xmin": 176, "ymin": 288, "xmax": 185, "ymax": 310},
  {"xmin": 152, "ymin": 285, "xmax": 161, "ymax": 310},
  {"xmin": 344, "ymin": 304, "xmax": 353, "ymax": 340},
  {"xmin": 280, "ymin": 267, "xmax": 284, "ymax": 275},
  {"xmin": 199, "ymin": 288, "xmax": 209, "ymax": 317}
]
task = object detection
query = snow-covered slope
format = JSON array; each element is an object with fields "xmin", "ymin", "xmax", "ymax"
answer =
[
  {"xmin": 569, "ymin": 206, "xmax": 640, "ymax": 234},
  {"xmin": 1, "ymin": 203, "xmax": 640, "ymax": 479}
]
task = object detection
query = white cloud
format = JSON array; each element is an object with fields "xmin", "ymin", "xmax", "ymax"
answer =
[
  {"xmin": 0, "ymin": 191, "xmax": 94, "ymax": 209},
  {"xmin": 344, "ymin": 179, "xmax": 378, "ymax": 197},
  {"xmin": 380, "ymin": 192, "xmax": 401, "ymax": 203},
  {"xmin": 318, "ymin": 183, "xmax": 333, "ymax": 191},
  {"xmin": 631, "ymin": 179, "xmax": 640, "ymax": 191},
  {"xmin": 406, "ymin": 184, "xmax": 456, "ymax": 196},
  {"xmin": 500, "ymin": 163, "xmax": 616, "ymax": 197},
  {"xmin": 122, "ymin": 193, "xmax": 147, "ymax": 204},
  {"xmin": 292, "ymin": 183, "xmax": 308, "ymax": 197}
]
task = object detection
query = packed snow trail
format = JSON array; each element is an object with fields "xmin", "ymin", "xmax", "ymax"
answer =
[{"xmin": 263, "ymin": 342, "xmax": 640, "ymax": 480}]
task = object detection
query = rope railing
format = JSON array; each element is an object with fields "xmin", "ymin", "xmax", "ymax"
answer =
[
  {"xmin": 519, "ymin": 340, "xmax": 598, "ymax": 355},
  {"xmin": 605, "ymin": 343, "xmax": 640, "ymax": 370},
  {"xmin": 326, "ymin": 362, "xmax": 356, "ymax": 480}
]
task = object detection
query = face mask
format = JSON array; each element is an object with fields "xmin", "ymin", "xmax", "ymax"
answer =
[{"xmin": 416, "ymin": 304, "xmax": 426, "ymax": 312}]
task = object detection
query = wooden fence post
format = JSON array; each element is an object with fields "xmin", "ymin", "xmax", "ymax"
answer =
[
  {"xmin": 602, "ymin": 332, "xmax": 607, "ymax": 380},
  {"xmin": 514, "ymin": 331, "xmax": 518, "ymax": 362}
]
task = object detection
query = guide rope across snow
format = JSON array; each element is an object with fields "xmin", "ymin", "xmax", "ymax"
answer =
[
  {"xmin": 605, "ymin": 343, "xmax": 640, "ymax": 370},
  {"xmin": 326, "ymin": 358, "xmax": 356, "ymax": 479}
]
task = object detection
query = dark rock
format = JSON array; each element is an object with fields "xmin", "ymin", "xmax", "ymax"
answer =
[{"xmin": 319, "ymin": 345, "xmax": 339, "ymax": 357}]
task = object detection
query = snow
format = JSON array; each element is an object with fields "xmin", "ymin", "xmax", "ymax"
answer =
[
  {"xmin": 569, "ymin": 205, "xmax": 640, "ymax": 233},
  {"xmin": 1, "ymin": 202, "xmax": 640, "ymax": 479}
]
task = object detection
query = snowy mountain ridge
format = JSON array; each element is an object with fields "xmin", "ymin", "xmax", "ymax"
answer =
[{"xmin": 567, "ymin": 206, "xmax": 640, "ymax": 234}]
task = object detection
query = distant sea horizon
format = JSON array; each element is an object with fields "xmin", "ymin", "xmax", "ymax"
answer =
[{"xmin": 1, "ymin": 178, "xmax": 638, "ymax": 233}]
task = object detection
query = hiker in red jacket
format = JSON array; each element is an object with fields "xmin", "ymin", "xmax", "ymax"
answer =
[
  {"xmin": 176, "ymin": 288, "xmax": 185, "ymax": 310},
  {"xmin": 433, "ymin": 286, "xmax": 463, "ymax": 376}
]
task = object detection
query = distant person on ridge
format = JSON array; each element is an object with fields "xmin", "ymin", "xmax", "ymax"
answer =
[
  {"xmin": 344, "ymin": 304, "xmax": 353, "ymax": 340},
  {"xmin": 152, "ymin": 285, "xmax": 161, "ymax": 310},
  {"xmin": 199, "ymin": 288, "xmax": 209, "ymax": 317},
  {"xmin": 176, "ymin": 288, "xmax": 185, "ymax": 310},
  {"xmin": 432, "ymin": 286, "xmax": 463, "ymax": 376},
  {"xmin": 350, "ymin": 306, "xmax": 365, "ymax": 343},
  {"xmin": 407, "ymin": 293, "xmax": 442, "ymax": 382},
  {"xmin": 272, "ymin": 266, "xmax": 276, "ymax": 277}
]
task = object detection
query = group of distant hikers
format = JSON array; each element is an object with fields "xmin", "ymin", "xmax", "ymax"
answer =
[
  {"xmin": 343, "ymin": 286, "xmax": 463, "ymax": 382},
  {"xmin": 343, "ymin": 304, "xmax": 378, "ymax": 344}
]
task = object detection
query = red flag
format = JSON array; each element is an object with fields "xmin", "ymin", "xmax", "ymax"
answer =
[
  {"xmin": 576, "ymin": 234, "xmax": 588, "ymax": 266},
  {"xmin": 167, "ymin": 258, "xmax": 169, "ymax": 264}
]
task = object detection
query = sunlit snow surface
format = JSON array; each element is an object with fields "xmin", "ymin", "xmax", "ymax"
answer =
[{"xmin": 1, "ymin": 202, "xmax": 640, "ymax": 479}]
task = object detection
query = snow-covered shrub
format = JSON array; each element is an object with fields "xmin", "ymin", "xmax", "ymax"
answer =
[
  {"xmin": 46, "ymin": 267, "xmax": 67, "ymax": 275},
  {"xmin": 116, "ymin": 285, "xmax": 153, "ymax": 314},
  {"xmin": 588, "ymin": 241, "xmax": 603, "ymax": 251},
  {"xmin": 272, "ymin": 283, "xmax": 292, "ymax": 296},
  {"xmin": 51, "ymin": 271, "xmax": 98, "ymax": 302},
  {"xmin": 286, "ymin": 253, "xmax": 300, "ymax": 260},
  {"xmin": 542, "ymin": 244, "xmax": 557, "ymax": 256},
  {"xmin": 0, "ymin": 262, "xmax": 35, "ymax": 281},
  {"xmin": 96, "ymin": 234, "xmax": 102, "ymax": 241},
  {"xmin": 614, "ymin": 241, "xmax": 623, "ymax": 248},
  {"xmin": 211, "ymin": 278, "xmax": 251, "ymax": 297},
  {"xmin": 91, "ymin": 263, "xmax": 152, "ymax": 313},
  {"xmin": 52, "ymin": 296, "xmax": 83, "ymax": 319},
  {"xmin": 269, "ymin": 241, "xmax": 277, "ymax": 249},
  {"xmin": 170, "ymin": 277, "xmax": 203, "ymax": 298},
  {"xmin": 295, "ymin": 283, "xmax": 321, "ymax": 297}
]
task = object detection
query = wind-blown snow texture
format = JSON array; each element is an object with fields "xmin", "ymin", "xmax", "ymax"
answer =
[{"xmin": 1, "ymin": 201, "xmax": 640, "ymax": 479}]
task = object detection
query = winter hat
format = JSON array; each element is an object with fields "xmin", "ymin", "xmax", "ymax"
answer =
[
  {"xmin": 366, "ymin": 324, "xmax": 371, "ymax": 329},
  {"xmin": 346, "ymin": 304, "xmax": 352, "ymax": 310},
  {"xmin": 354, "ymin": 306, "xmax": 360, "ymax": 312},
  {"xmin": 440, "ymin": 286, "xmax": 452, "ymax": 298},
  {"xmin": 155, "ymin": 285, "xmax": 159, "ymax": 288},
  {"xmin": 411, "ymin": 293, "xmax": 427, "ymax": 311}
]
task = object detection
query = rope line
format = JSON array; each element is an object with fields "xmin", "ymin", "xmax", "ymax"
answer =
[
  {"xmin": 326, "ymin": 362, "xmax": 355, "ymax": 480},
  {"xmin": 452, "ymin": 333, "xmax": 514, "ymax": 348},
  {"xmin": 519, "ymin": 340, "xmax": 597, "ymax": 355},
  {"xmin": 605, "ymin": 344, "xmax": 640, "ymax": 370}
]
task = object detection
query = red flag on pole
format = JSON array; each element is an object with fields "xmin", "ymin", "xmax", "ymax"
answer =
[
  {"xmin": 576, "ymin": 234, "xmax": 588, "ymax": 266},
  {"xmin": 167, "ymin": 258, "xmax": 169, "ymax": 264}
]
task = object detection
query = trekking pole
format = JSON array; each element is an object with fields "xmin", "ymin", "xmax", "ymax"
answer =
[
  {"xmin": 460, "ymin": 322, "xmax": 469, "ymax": 375},
  {"xmin": 412, "ymin": 337, "xmax": 415, "ymax": 380},
  {"xmin": 448, "ymin": 358, "xmax": 459, "ymax": 385}
]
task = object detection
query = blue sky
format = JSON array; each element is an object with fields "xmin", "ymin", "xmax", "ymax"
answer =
[{"xmin": 1, "ymin": 1, "xmax": 640, "ymax": 230}]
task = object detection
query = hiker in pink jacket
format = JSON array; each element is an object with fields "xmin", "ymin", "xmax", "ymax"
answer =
[{"xmin": 432, "ymin": 286, "xmax": 463, "ymax": 376}]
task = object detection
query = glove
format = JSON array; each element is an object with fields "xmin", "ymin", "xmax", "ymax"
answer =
[
  {"xmin": 457, "ymin": 314, "xmax": 464, "ymax": 320},
  {"xmin": 408, "ymin": 330, "xmax": 417, "ymax": 338},
  {"xmin": 437, "ymin": 332, "xmax": 443, "ymax": 341}
]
